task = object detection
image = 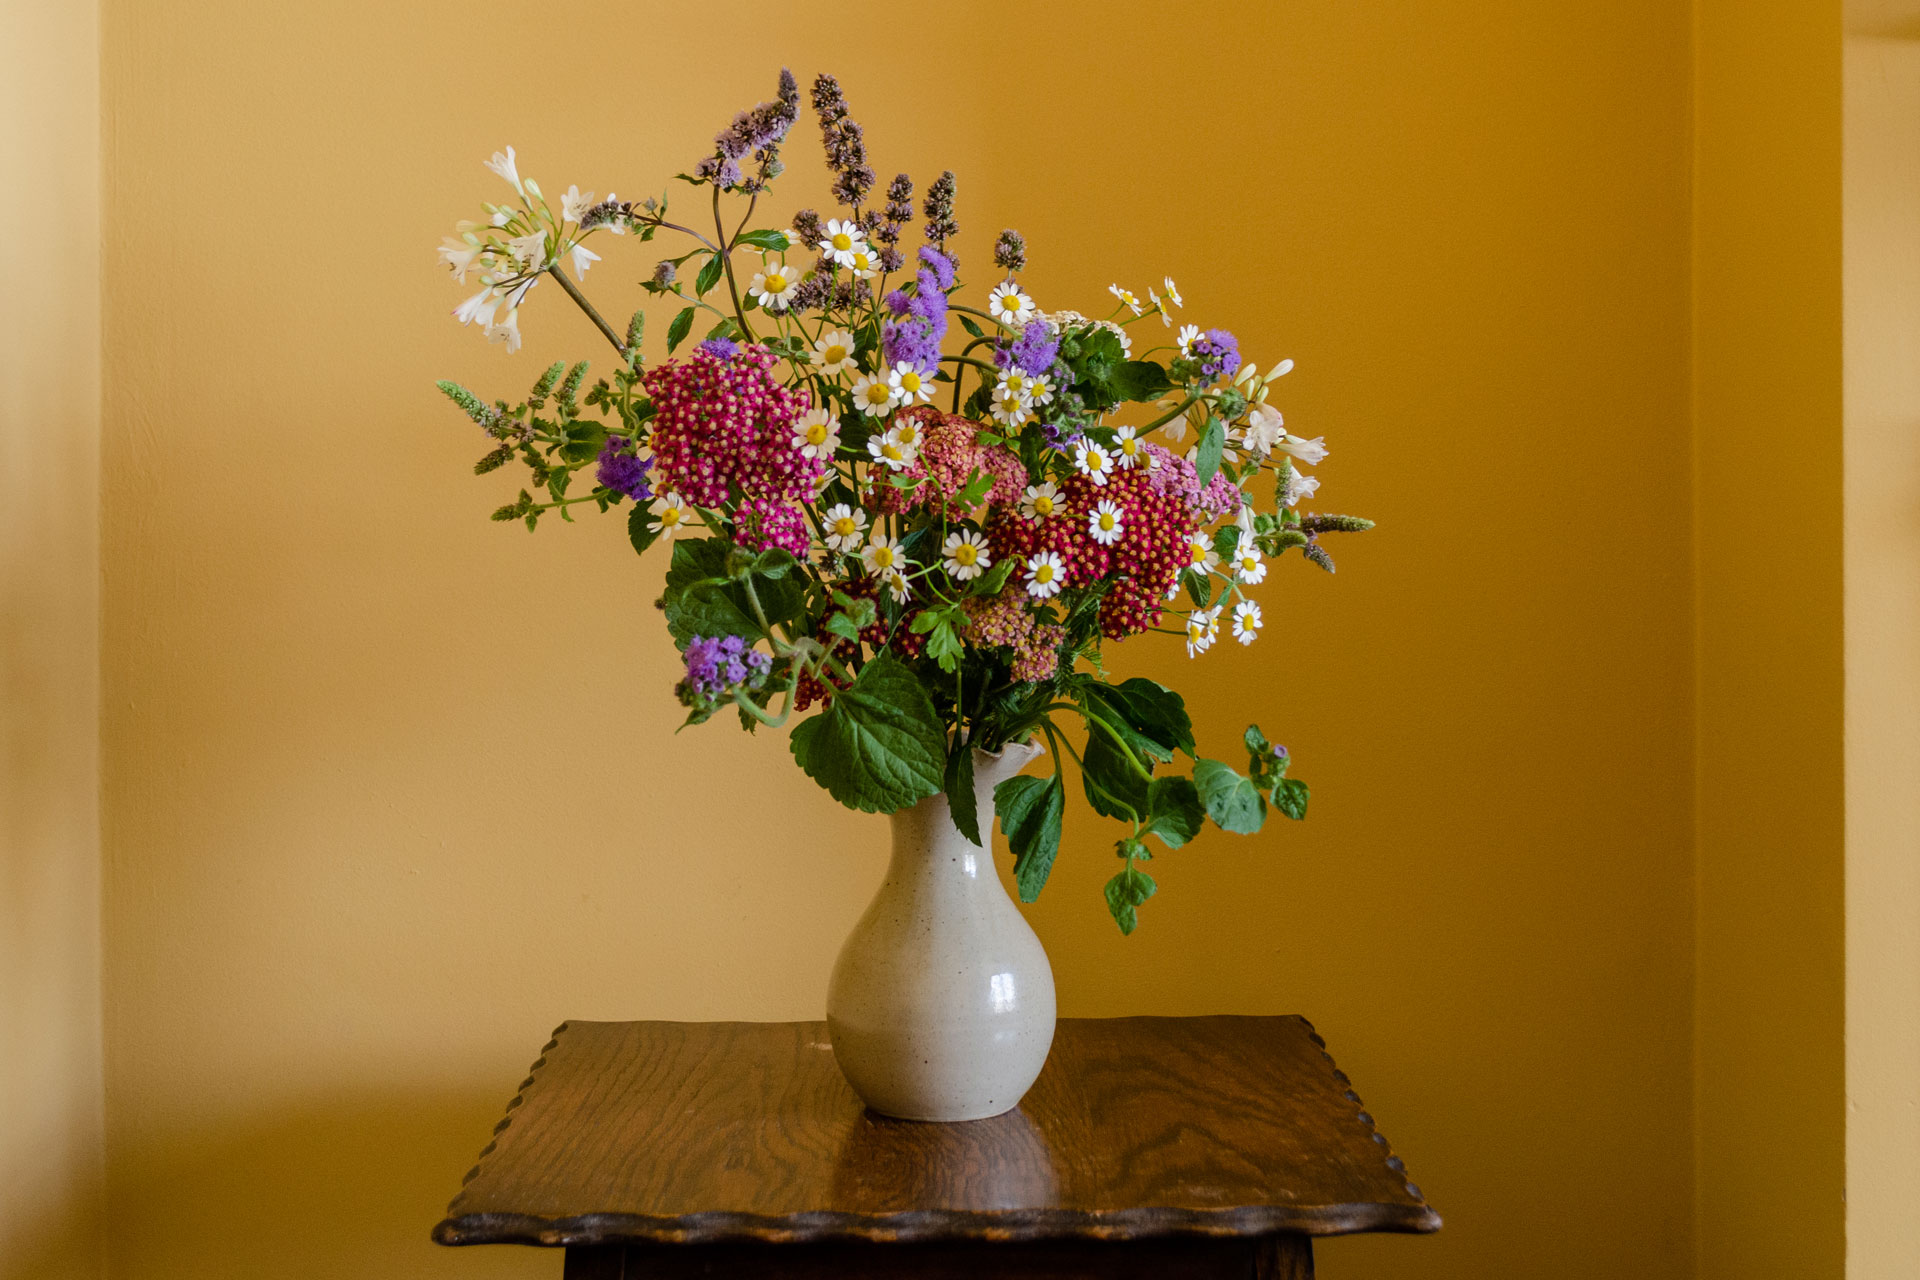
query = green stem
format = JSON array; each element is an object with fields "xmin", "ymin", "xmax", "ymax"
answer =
[
  {"xmin": 713, "ymin": 187, "xmax": 757, "ymax": 343},
  {"xmin": 546, "ymin": 265, "xmax": 628, "ymax": 358},
  {"xmin": 1139, "ymin": 390, "xmax": 1206, "ymax": 435}
]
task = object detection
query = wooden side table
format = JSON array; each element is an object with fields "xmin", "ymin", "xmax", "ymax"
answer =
[{"xmin": 434, "ymin": 1016, "xmax": 1439, "ymax": 1278}]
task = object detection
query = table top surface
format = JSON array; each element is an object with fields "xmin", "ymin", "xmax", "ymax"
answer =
[{"xmin": 434, "ymin": 1015, "xmax": 1439, "ymax": 1249}]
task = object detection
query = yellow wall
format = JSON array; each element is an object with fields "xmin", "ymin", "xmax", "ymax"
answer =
[
  {"xmin": 96, "ymin": 2, "xmax": 1701, "ymax": 1278},
  {"xmin": 1, "ymin": 2, "xmax": 105, "ymax": 1278},
  {"xmin": 1692, "ymin": 2, "xmax": 1847, "ymax": 1277},
  {"xmin": 1843, "ymin": 19, "xmax": 1920, "ymax": 1279}
]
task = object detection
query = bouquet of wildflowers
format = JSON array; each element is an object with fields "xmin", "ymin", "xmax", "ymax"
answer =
[{"xmin": 435, "ymin": 71, "xmax": 1371, "ymax": 933}]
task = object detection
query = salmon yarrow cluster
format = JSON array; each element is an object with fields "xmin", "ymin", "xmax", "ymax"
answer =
[{"xmin": 433, "ymin": 70, "xmax": 1372, "ymax": 933}]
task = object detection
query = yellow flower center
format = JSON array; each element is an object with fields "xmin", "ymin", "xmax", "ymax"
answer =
[
  {"xmin": 881, "ymin": 443, "xmax": 904, "ymax": 461},
  {"xmin": 1190, "ymin": 543, "xmax": 1208, "ymax": 565},
  {"xmin": 832, "ymin": 232, "xmax": 853, "ymax": 251},
  {"xmin": 823, "ymin": 343, "xmax": 847, "ymax": 364},
  {"xmin": 895, "ymin": 423, "xmax": 918, "ymax": 445},
  {"xmin": 805, "ymin": 423, "xmax": 829, "ymax": 446},
  {"xmin": 898, "ymin": 371, "xmax": 921, "ymax": 393},
  {"xmin": 1121, "ymin": 438, "xmax": 1138, "ymax": 456},
  {"xmin": 1034, "ymin": 563, "xmax": 1055, "ymax": 584},
  {"xmin": 1032, "ymin": 495, "xmax": 1055, "ymax": 516},
  {"xmin": 867, "ymin": 386, "xmax": 891, "ymax": 406},
  {"xmin": 765, "ymin": 273, "xmax": 786, "ymax": 291},
  {"xmin": 1098, "ymin": 513, "xmax": 1117, "ymax": 531},
  {"xmin": 662, "ymin": 506, "xmax": 681, "ymax": 524},
  {"xmin": 872, "ymin": 547, "xmax": 895, "ymax": 568},
  {"xmin": 953, "ymin": 544, "xmax": 978, "ymax": 566},
  {"xmin": 832, "ymin": 517, "xmax": 858, "ymax": 537}
]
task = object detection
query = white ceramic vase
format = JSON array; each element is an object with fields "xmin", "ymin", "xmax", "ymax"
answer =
[{"xmin": 825, "ymin": 741, "xmax": 1057, "ymax": 1122}]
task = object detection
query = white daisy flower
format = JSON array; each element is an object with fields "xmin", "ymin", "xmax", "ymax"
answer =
[
  {"xmin": 1162, "ymin": 277, "xmax": 1183, "ymax": 307},
  {"xmin": 1020, "ymin": 482, "xmax": 1062, "ymax": 521},
  {"xmin": 888, "ymin": 362, "xmax": 934, "ymax": 405},
  {"xmin": 1231, "ymin": 600, "xmax": 1263, "ymax": 645},
  {"xmin": 941, "ymin": 529, "xmax": 992, "ymax": 581},
  {"xmin": 1109, "ymin": 284, "xmax": 1143, "ymax": 314},
  {"xmin": 1284, "ymin": 471, "xmax": 1321, "ymax": 507},
  {"xmin": 1278, "ymin": 434, "xmax": 1329, "ymax": 466},
  {"xmin": 1232, "ymin": 536, "xmax": 1267, "ymax": 585},
  {"xmin": 793, "ymin": 406, "xmax": 840, "ymax": 460},
  {"xmin": 851, "ymin": 372, "xmax": 899, "ymax": 418},
  {"xmin": 1177, "ymin": 324, "xmax": 1202, "ymax": 356},
  {"xmin": 844, "ymin": 245, "xmax": 882, "ymax": 280},
  {"xmin": 821, "ymin": 503, "xmax": 868, "ymax": 552},
  {"xmin": 1186, "ymin": 532, "xmax": 1220, "ymax": 574},
  {"xmin": 1074, "ymin": 440, "xmax": 1115, "ymax": 486},
  {"xmin": 818, "ymin": 218, "xmax": 867, "ymax": 266},
  {"xmin": 891, "ymin": 416, "xmax": 924, "ymax": 450},
  {"xmin": 649, "ymin": 491, "xmax": 696, "ymax": 540},
  {"xmin": 1185, "ymin": 607, "xmax": 1221, "ymax": 657},
  {"xmin": 1149, "ymin": 288, "xmax": 1172, "ymax": 326},
  {"xmin": 748, "ymin": 257, "xmax": 797, "ymax": 311},
  {"xmin": 988, "ymin": 282, "xmax": 1035, "ymax": 325},
  {"xmin": 1025, "ymin": 551, "xmax": 1066, "ymax": 599},
  {"xmin": 862, "ymin": 532, "xmax": 907, "ymax": 575},
  {"xmin": 1112, "ymin": 425, "xmax": 1145, "ymax": 469},
  {"xmin": 867, "ymin": 427, "xmax": 918, "ymax": 470},
  {"xmin": 560, "ymin": 185, "xmax": 596, "ymax": 223},
  {"xmin": 989, "ymin": 389, "xmax": 1030, "ymax": 428},
  {"xmin": 1088, "ymin": 500, "xmax": 1125, "ymax": 546},
  {"xmin": 881, "ymin": 567, "xmax": 913, "ymax": 603},
  {"xmin": 998, "ymin": 369, "xmax": 1035, "ymax": 403},
  {"xmin": 484, "ymin": 146, "xmax": 523, "ymax": 193},
  {"xmin": 1026, "ymin": 373, "xmax": 1056, "ymax": 406},
  {"xmin": 812, "ymin": 328, "xmax": 858, "ymax": 376}
]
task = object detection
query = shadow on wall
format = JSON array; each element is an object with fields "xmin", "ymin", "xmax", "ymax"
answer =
[{"xmin": 100, "ymin": 1090, "xmax": 553, "ymax": 1280}]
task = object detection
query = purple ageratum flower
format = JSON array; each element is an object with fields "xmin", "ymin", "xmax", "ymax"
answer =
[
  {"xmin": 881, "ymin": 262, "xmax": 951, "ymax": 373},
  {"xmin": 595, "ymin": 436, "xmax": 652, "ymax": 502},
  {"xmin": 680, "ymin": 634, "xmax": 771, "ymax": 702},
  {"xmin": 918, "ymin": 246, "xmax": 956, "ymax": 291},
  {"xmin": 1004, "ymin": 318, "xmax": 1059, "ymax": 377},
  {"xmin": 696, "ymin": 336, "xmax": 740, "ymax": 361},
  {"xmin": 1190, "ymin": 328, "xmax": 1242, "ymax": 383}
]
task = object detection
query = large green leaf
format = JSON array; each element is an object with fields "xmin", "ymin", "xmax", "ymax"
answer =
[
  {"xmin": 1194, "ymin": 758, "xmax": 1267, "ymax": 834},
  {"xmin": 789, "ymin": 654, "xmax": 946, "ymax": 814},
  {"xmin": 1111, "ymin": 359, "xmax": 1174, "ymax": 402},
  {"xmin": 996, "ymin": 772, "xmax": 1065, "ymax": 902},
  {"xmin": 1104, "ymin": 865, "xmax": 1158, "ymax": 935},
  {"xmin": 1080, "ymin": 726, "xmax": 1149, "ymax": 821},
  {"xmin": 1270, "ymin": 776, "xmax": 1310, "ymax": 821},
  {"xmin": 1141, "ymin": 776, "xmax": 1203, "ymax": 849},
  {"xmin": 944, "ymin": 740, "xmax": 981, "ymax": 847},
  {"xmin": 1085, "ymin": 679, "xmax": 1195, "ymax": 762},
  {"xmin": 1195, "ymin": 415, "xmax": 1226, "ymax": 485}
]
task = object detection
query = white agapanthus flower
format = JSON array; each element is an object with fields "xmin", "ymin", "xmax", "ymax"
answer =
[
  {"xmin": 1088, "ymin": 500, "xmax": 1125, "ymax": 546},
  {"xmin": 568, "ymin": 242, "xmax": 600, "ymax": 277},
  {"xmin": 1278, "ymin": 434, "xmax": 1330, "ymax": 466},
  {"xmin": 560, "ymin": 185, "xmax": 596, "ymax": 223},
  {"xmin": 485, "ymin": 146, "xmax": 523, "ymax": 193},
  {"xmin": 438, "ymin": 237, "xmax": 481, "ymax": 282},
  {"xmin": 484, "ymin": 313, "xmax": 522, "ymax": 353},
  {"xmin": 821, "ymin": 503, "xmax": 868, "ymax": 552},
  {"xmin": 812, "ymin": 328, "xmax": 858, "ymax": 375},
  {"xmin": 508, "ymin": 231, "xmax": 550, "ymax": 270},
  {"xmin": 1020, "ymin": 482, "xmax": 1062, "ymax": 521},
  {"xmin": 941, "ymin": 529, "xmax": 992, "ymax": 581},
  {"xmin": 1231, "ymin": 600, "xmax": 1264, "ymax": 645},
  {"xmin": 1025, "ymin": 551, "xmax": 1066, "ymax": 599},
  {"xmin": 1242, "ymin": 403, "xmax": 1287, "ymax": 456},
  {"xmin": 1284, "ymin": 470, "xmax": 1321, "ymax": 508}
]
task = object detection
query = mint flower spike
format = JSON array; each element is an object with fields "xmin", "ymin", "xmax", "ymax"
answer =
[{"xmin": 694, "ymin": 68, "xmax": 800, "ymax": 193}]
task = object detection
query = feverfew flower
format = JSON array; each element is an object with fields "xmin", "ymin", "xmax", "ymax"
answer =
[
  {"xmin": 867, "ymin": 427, "xmax": 918, "ymax": 470},
  {"xmin": 812, "ymin": 328, "xmax": 858, "ymax": 375},
  {"xmin": 1231, "ymin": 600, "xmax": 1263, "ymax": 645},
  {"xmin": 1088, "ymin": 500, "xmax": 1125, "ymax": 545},
  {"xmin": 862, "ymin": 532, "xmax": 907, "ymax": 575},
  {"xmin": 881, "ymin": 567, "xmax": 912, "ymax": 603},
  {"xmin": 1162, "ymin": 277, "xmax": 1183, "ymax": 307},
  {"xmin": 989, "ymin": 385, "xmax": 1030, "ymax": 428},
  {"xmin": 1231, "ymin": 536, "xmax": 1267, "ymax": 584},
  {"xmin": 1026, "ymin": 373, "xmax": 1055, "ymax": 406},
  {"xmin": 821, "ymin": 503, "xmax": 867, "ymax": 552},
  {"xmin": 1186, "ymin": 532, "xmax": 1220, "ymax": 574},
  {"xmin": 844, "ymin": 245, "xmax": 883, "ymax": 279},
  {"xmin": 1177, "ymin": 323, "xmax": 1201, "ymax": 356},
  {"xmin": 888, "ymin": 361, "xmax": 935, "ymax": 405},
  {"xmin": 1021, "ymin": 482, "xmax": 1062, "ymax": 520},
  {"xmin": 1109, "ymin": 284, "xmax": 1143, "ymax": 314},
  {"xmin": 1025, "ymin": 550, "xmax": 1066, "ymax": 598},
  {"xmin": 1279, "ymin": 433, "xmax": 1330, "ymax": 465},
  {"xmin": 1074, "ymin": 440, "xmax": 1115, "ymax": 486},
  {"xmin": 649, "ymin": 491, "xmax": 697, "ymax": 540},
  {"xmin": 1112, "ymin": 425, "xmax": 1145, "ymax": 469},
  {"xmin": 851, "ymin": 371, "xmax": 899, "ymax": 417},
  {"xmin": 819, "ymin": 217, "xmax": 867, "ymax": 265},
  {"xmin": 988, "ymin": 282, "xmax": 1034, "ymax": 325},
  {"xmin": 793, "ymin": 405, "xmax": 840, "ymax": 460},
  {"xmin": 996, "ymin": 369, "xmax": 1034, "ymax": 404},
  {"xmin": 1186, "ymin": 606, "xmax": 1221, "ymax": 657},
  {"xmin": 748, "ymin": 257, "xmax": 798, "ymax": 310},
  {"xmin": 942, "ymin": 529, "xmax": 992, "ymax": 581}
]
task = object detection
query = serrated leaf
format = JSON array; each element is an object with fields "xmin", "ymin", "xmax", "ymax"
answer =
[
  {"xmin": 1112, "ymin": 359, "xmax": 1174, "ymax": 402},
  {"xmin": 1195, "ymin": 416, "xmax": 1226, "ymax": 485},
  {"xmin": 1270, "ymin": 776, "xmax": 1310, "ymax": 821},
  {"xmin": 944, "ymin": 740, "xmax": 981, "ymax": 846},
  {"xmin": 997, "ymin": 771, "xmax": 1064, "ymax": 902},
  {"xmin": 1141, "ymin": 776, "xmax": 1204, "ymax": 848},
  {"xmin": 694, "ymin": 253, "xmax": 725, "ymax": 297},
  {"xmin": 1104, "ymin": 865, "xmax": 1157, "ymax": 935},
  {"xmin": 1194, "ymin": 758, "xmax": 1267, "ymax": 834},
  {"xmin": 628, "ymin": 504, "xmax": 661, "ymax": 557},
  {"xmin": 736, "ymin": 229, "xmax": 791, "ymax": 250},
  {"xmin": 788, "ymin": 653, "xmax": 947, "ymax": 813},
  {"xmin": 666, "ymin": 306, "xmax": 695, "ymax": 353}
]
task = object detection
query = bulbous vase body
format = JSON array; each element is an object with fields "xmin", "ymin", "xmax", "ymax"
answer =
[{"xmin": 826, "ymin": 743, "xmax": 1057, "ymax": 1121}]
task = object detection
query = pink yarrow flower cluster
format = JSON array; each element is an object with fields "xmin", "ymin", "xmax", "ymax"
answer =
[
  {"xmin": 961, "ymin": 591, "xmax": 1066, "ymax": 683},
  {"xmin": 866, "ymin": 407, "xmax": 1026, "ymax": 517}
]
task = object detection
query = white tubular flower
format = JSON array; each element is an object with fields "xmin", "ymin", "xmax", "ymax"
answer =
[
  {"xmin": 1231, "ymin": 600, "xmax": 1263, "ymax": 645},
  {"xmin": 569, "ymin": 242, "xmax": 601, "ymax": 277},
  {"xmin": 484, "ymin": 312, "xmax": 523, "ymax": 353},
  {"xmin": 1074, "ymin": 440, "xmax": 1115, "ymax": 486},
  {"xmin": 649, "ymin": 491, "xmax": 695, "ymax": 540},
  {"xmin": 988, "ymin": 282, "xmax": 1035, "ymax": 325},
  {"xmin": 851, "ymin": 372, "xmax": 899, "ymax": 418},
  {"xmin": 508, "ymin": 231, "xmax": 550, "ymax": 270},
  {"xmin": 1109, "ymin": 284, "xmax": 1143, "ymax": 314},
  {"xmin": 819, "ymin": 218, "xmax": 867, "ymax": 266},
  {"xmin": 1186, "ymin": 532, "xmax": 1220, "ymax": 574},
  {"xmin": 1242, "ymin": 402, "xmax": 1286, "ymax": 456},
  {"xmin": 941, "ymin": 529, "xmax": 992, "ymax": 581},
  {"xmin": 1186, "ymin": 606, "xmax": 1221, "ymax": 657},
  {"xmin": 560, "ymin": 185, "xmax": 596, "ymax": 223},
  {"xmin": 453, "ymin": 285, "xmax": 503, "ymax": 328},
  {"xmin": 793, "ymin": 406, "xmax": 840, "ymax": 460},
  {"xmin": 862, "ymin": 532, "xmax": 907, "ymax": 575},
  {"xmin": 1177, "ymin": 323, "xmax": 1201, "ymax": 356},
  {"xmin": 1162, "ymin": 277, "xmax": 1183, "ymax": 307},
  {"xmin": 845, "ymin": 245, "xmax": 882, "ymax": 280},
  {"xmin": 1271, "ymin": 357, "xmax": 1295, "ymax": 378},
  {"xmin": 1234, "ymin": 502, "xmax": 1257, "ymax": 534},
  {"xmin": 812, "ymin": 328, "xmax": 858, "ymax": 376},
  {"xmin": 1278, "ymin": 434, "xmax": 1330, "ymax": 466},
  {"xmin": 888, "ymin": 362, "xmax": 934, "ymax": 405},
  {"xmin": 1088, "ymin": 500, "xmax": 1125, "ymax": 546},
  {"xmin": 867, "ymin": 427, "xmax": 917, "ymax": 470},
  {"xmin": 485, "ymin": 146, "xmax": 523, "ymax": 193},
  {"xmin": 438, "ymin": 237, "xmax": 480, "ymax": 282},
  {"xmin": 1021, "ymin": 482, "xmax": 1062, "ymax": 521},
  {"xmin": 821, "ymin": 503, "xmax": 868, "ymax": 552},
  {"xmin": 1284, "ymin": 470, "xmax": 1321, "ymax": 507},
  {"xmin": 1231, "ymin": 535, "xmax": 1267, "ymax": 585},
  {"xmin": 748, "ymin": 257, "xmax": 797, "ymax": 310},
  {"xmin": 1025, "ymin": 550, "xmax": 1066, "ymax": 598},
  {"xmin": 1113, "ymin": 425, "xmax": 1145, "ymax": 469}
]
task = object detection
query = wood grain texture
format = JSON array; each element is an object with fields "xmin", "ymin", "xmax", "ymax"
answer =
[
  {"xmin": 435, "ymin": 1016, "xmax": 1438, "ymax": 1248},
  {"xmin": 559, "ymin": 1235, "xmax": 1313, "ymax": 1279}
]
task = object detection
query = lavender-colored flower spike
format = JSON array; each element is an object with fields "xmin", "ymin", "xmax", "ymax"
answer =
[
  {"xmin": 992, "ymin": 228, "xmax": 1027, "ymax": 273},
  {"xmin": 923, "ymin": 171, "xmax": 958, "ymax": 268},
  {"xmin": 811, "ymin": 73, "xmax": 875, "ymax": 207},
  {"xmin": 695, "ymin": 68, "xmax": 800, "ymax": 194}
]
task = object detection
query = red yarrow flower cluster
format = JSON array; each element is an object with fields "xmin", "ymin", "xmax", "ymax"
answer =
[
  {"xmin": 987, "ymin": 464, "xmax": 1196, "ymax": 640},
  {"xmin": 793, "ymin": 577, "xmax": 928, "ymax": 710},
  {"xmin": 866, "ymin": 406, "xmax": 1026, "ymax": 518},
  {"xmin": 643, "ymin": 344, "xmax": 822, "ymax": 511}
]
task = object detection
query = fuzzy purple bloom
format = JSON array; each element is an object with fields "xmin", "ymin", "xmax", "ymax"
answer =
[
  {"xmin": 695, "ymin": 69, "xmax": 800, "ymax": 194},
  {"xmin": 680, "ymin": 634, "xmax": 771, "ymax": 700},
  {"xmin": 1191, "ymin": 328, "xmax": 1242, "ymax": 382},
  {"xmin": 917, "ymin": 245, "xmax": 956, "ymax": 291},
  {"xmin": 881, "ymin": 263, "xmax": 951, "ymax": 372},
  {"xmin": 595, "ymin": 436, "xmax": 652, "ymax": 502},
  {"xmin": 696, "ymin": 337, "xmax": 740, "ymax": 361},
  {"xmin": 1005, "ymin": 319, "xmax": 1059, "ymax": 377}
]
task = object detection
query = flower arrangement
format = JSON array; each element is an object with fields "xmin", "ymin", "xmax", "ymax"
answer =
[{"xmin": 434, "ymin": 71, "xmax": 1372, "ymax": 933}]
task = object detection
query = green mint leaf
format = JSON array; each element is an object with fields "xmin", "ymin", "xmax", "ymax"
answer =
[
  {"xmin": 1194, "ymin": 758, "xmax": 1267, "ymax": 834},
  {"xmin": 1270, "ymin": 776, "xmax": 1310, "ymax": 821},
  {"xmin": 1104, "ymin": 865, "xmax": 1158, "ymax": 935},
  {"xmin": 1112, "ymin": 359, "xmax": 1174, "ymax": 402},
  {"xmin": 736, "ymin": 229, "xmax": 790, "ymax": 250},
  {"xmin": 666, "ymin": 306, "xmax": 696, "ymax": 353},
  {"xmin": 788, "ymin": 653, "xmax": 946, "ymax": 813},
  {"xmin": 997, "ymin": 771, "xmax": 1065, "ymax": 902},
  {"xmin": 1195, "ymin": 415, "xmax": 1226, "ymax": 485},
  {"xmin": 1080, "ymin": 724, "xmax": 1150, "ymax": 821},
  {"xmin": 627, "ymin": 504, "xmax": 661, "ymax": 557},
  {"xmin": 694, "ymin": 252, "xmax": 726, "ymax": 298},
  {"xmin": 1141, "ymin": 775, "xmax": 1204, "ymax": 848},
  {"xmin": 944, "ymin": 740, "xmax": 982, "ymax": 846}
]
